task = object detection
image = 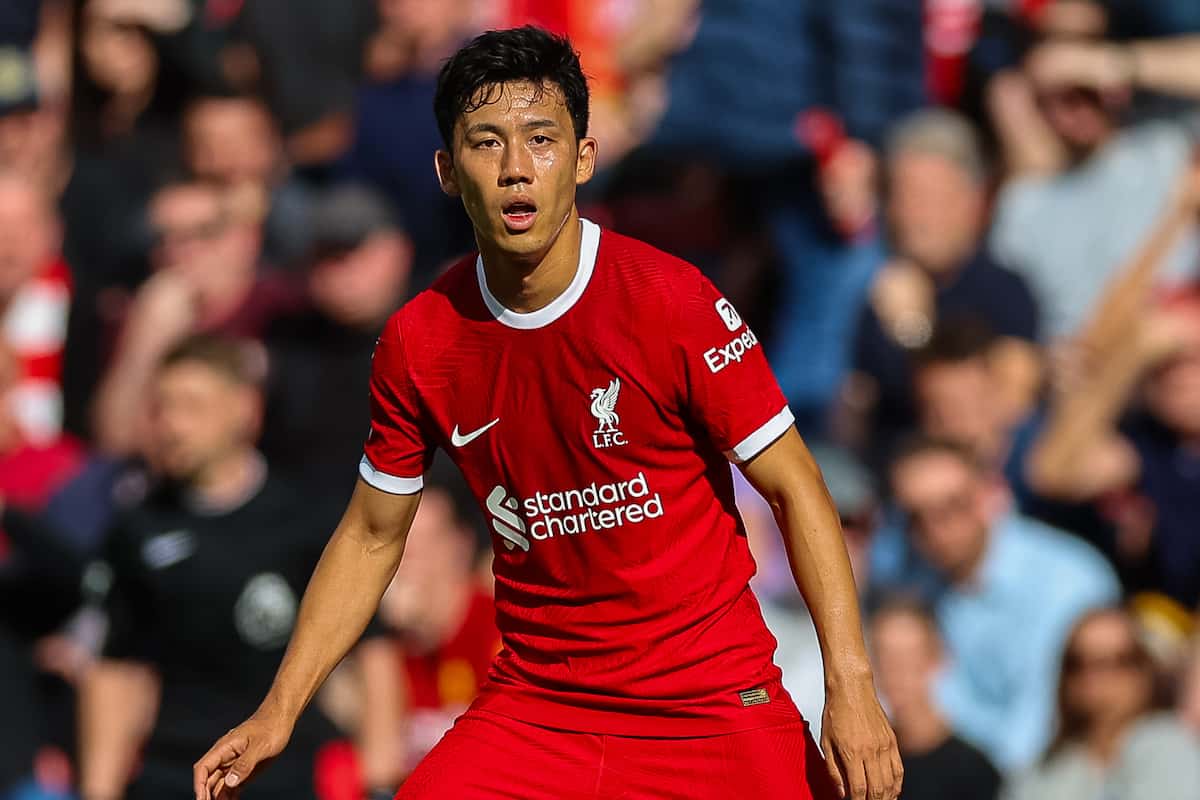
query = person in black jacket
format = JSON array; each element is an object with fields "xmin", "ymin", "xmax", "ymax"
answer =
[{"xmin": 77, "ymin": 335, "xmax": 399, "ymax": 800}]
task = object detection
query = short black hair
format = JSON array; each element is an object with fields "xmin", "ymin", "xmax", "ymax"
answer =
[
  {"xmin": 434, "ymin": 25, "xmax": 589, "ymax": 149},
  {"xmin": 910, "ymin": 315, "xmax": 997, "ymax": 372}
]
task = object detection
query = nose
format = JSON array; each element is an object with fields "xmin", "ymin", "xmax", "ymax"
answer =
[{"xmin": 498, "ymin": 141, "xmax": 533, "ymax": 187}]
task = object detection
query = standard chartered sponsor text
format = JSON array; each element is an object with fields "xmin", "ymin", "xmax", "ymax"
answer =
[{"xmin": 489, "ymin": 472, "xmax": 665, "ymax": 549}]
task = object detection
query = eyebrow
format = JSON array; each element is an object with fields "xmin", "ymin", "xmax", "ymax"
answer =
[{"xmin": 463, "ymin": 119, "xmax": 561, "ymax": 137}]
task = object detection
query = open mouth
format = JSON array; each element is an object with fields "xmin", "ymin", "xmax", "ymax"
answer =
[{"xmin": 501, "ymin": 198, "xmax": 538, "ymax": 232}]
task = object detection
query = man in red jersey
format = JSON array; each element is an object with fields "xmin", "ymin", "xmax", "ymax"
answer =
[{"xmin": 194, "ymin": 26, "xmax": 901, "ymax": 800}]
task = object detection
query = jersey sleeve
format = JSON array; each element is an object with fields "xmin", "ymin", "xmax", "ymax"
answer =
[
  {"xmin": 360, "ymin": 315, "xmax": 435, "ymax": 494},
  {"xmin": 670, "ymin": 269, "xmax": 794, "ymax": 463}
]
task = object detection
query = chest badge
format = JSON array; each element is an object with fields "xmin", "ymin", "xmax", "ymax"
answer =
[{"xmin": 589, "ymin": 378, "xmax": 627, "ymax": 449}]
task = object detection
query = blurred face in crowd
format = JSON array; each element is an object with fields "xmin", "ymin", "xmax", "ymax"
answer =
[
  {"xmin": 1143, "ymin": 322, "xmax": 1200, "ymax": 439},
  {"xmin": 871, "ymin": 608, "xmax": 941, "ymax": 722},
  {"xmin": 149, "ymin": 360, "xmax": 259, "ymax": 483},
  {"xmin": 436, "ymin": 80, "xmax": 597, "ymax": 262},
  {"xmin": 0, "ymin": 111, "xmax": 36, "ymax": 170},
  {"xmin": 1037, "ymin": 87, "xmax": 1115, "ymax": 154},
  {"xmin": 1061, "ymin": 610, "xmax": 1155, "ymax": 735},
  {"xmin": 913, "ymin": 357, "xmax": 1003, "ymax": 462},
  {"xmin": 0, "ymin": 174, "xmax": 59, "ymax": 300},
  {"xmin": 184, "ymin": 98, "xmax": 280, "ymax": 187},
  {"xmin": 80, "ymin": 5, "xmax": 156, "ymax": 97},
  {"xmin": 891, "ymin": 449, "xmax": 994, "ymax": 584},
  {"xmin": 887, "ymin": 152, "xmax": 983, "ymax": 275},
  {"xmin": 380, "ymin": 488, "xmax": 476, "ymax": 653},
  {"xmin": 309, "ymin": 232, "xmax": 412, "ymax": 329},
  {"xmin": 150, "ymin": 184, "xmax": 260, "ymax": 281}
]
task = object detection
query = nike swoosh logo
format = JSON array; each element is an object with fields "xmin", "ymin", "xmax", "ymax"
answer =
[{"xmin": 451, "ymin": 418, "xmax": 500, "ymax": 447}]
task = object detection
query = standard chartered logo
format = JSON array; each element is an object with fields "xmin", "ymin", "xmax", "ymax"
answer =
[{"xmin": 486, "ymin": 473, "xmax": 664, "ymax": 552}]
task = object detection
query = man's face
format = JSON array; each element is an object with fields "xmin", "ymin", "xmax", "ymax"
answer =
[
  {"xmin": 891, "ymin": 451, "xmax": 992, "ymax": 581},
  {"xmin": 913, "ymin": 358, "xmax": 1002, "ymax": 460},
  {"xmin": 0, "ymin": 177, "xmax": 58, "ymax": 298},
  {"xmin": 309, "ymin": 233, "xmax": 411, "ymax": 329},
  {"xmin": 150, "ymin": 185, "xmax": 258, "ymax": 282},
  {"xmin": 380, "ymin": 488, "xmax": 474, "ymax": 651},
  {"xmin": 184, "ymin": 98, "xmax": 278, "ymax": 186},
  {"xmin": 150, "ymin": 362, "xmax": 256, "ymax": 482},
  {"xmin": 1145, "ymin": 344, "xmax": 1200, "ymax": 439},
  {"xmin": 887, "ymin": 152, "xmax": 982, "ymax": 274},
  {"xmin": 436, "ymin": 80, "xmax": 596, "ymax": 260},
  {"xmin": 871, "ymin": 611, "xmax": 940, "ymax": 719},
  {"xmin": 1038, "ymin": 87, "xmax": 1114, "ymax": 153}
]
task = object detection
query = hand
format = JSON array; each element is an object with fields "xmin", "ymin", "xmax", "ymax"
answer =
[
  {"xmin": 122, "ymin": 271, "xmax": 198, "ymax": 357},
  {"xmin": 869, "ymin": 259, "xmax": 935, "ymax": 349},
  {"xmin": 193, "ymin": 713, "xmax": 292, "ymax": 800},
  {"xmin": 820, "ymin": 673, "xmax": 903, "ymax": 800},
  {"xmin": 1026, "ymin": 41, "xmax": 1135, "ymax": 95}
]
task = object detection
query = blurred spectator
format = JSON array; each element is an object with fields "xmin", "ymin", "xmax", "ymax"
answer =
[
  {"xmin": 0, "ymin": 172, "xmax": 70, "ymax": 445},
  {"xmin": 181, "ymin": 91, "xmax": 312, "ymax": 267},
  {"xmin": 0, "ymin": 336, "xmax": 87, "ymax": 800},
  {"xmin": 261, "ymin": 184, "xmax": 411, "ymax": 500},
  {"xmin": 337, "ymin": 0, "xmax": 474, "ymax": 277},
  {"xmin": 1002, "ymin": 606, "xmax": 1200, "ymax": 800},
  {"xmin": 739, "ymin": 443, "xmax": 880, "ymax": 742},
  {"xmin": 637, "ymin": 0, "xmax": 927, "ymax": 431},
  {"xmin": 0, "ymin": 45, "xmax": 62, "ymax": 188},
  {"xmin": 235, "ymin": 0, "xmax": 374, "ymax": 167},
  {"xmin": 1028, "ymin": 281, "xmax": 1200, "ymax": 608},
  {"xmin": 377, "ymin": 483, "xmax": 498, "ymax": 777},
  {"xmin": 988, "ymin": 25, "xmax": 1200, "ymax": 338},
  {"xmin": 883, "ymin": 436, "xmax": 1120, "ymax": 770},
  {"xmin": 849, "ymin": 109, "xmax": 1040, "ymax": 460},
  {"xmin": 78, "ymin": 335, "xmax": 398, "ymax": 799},
  {"xmin": 1182, "ymin": 635, "xmax": 1200, "ymax": 734},
  {"xmin": 869, "ymin": 599, "xmax": 1000, "ymax": 800},
  {"xmin": 92, "ymin": 179, "xmax": 301, "ymax": 456}
]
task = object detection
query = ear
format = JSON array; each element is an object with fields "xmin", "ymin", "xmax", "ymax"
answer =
[
  {"xmin": 434, "ymin": 150, "xmax": 461, "ymax": 197},
  {"xmin": 575, "ymin": 136, "xmax": 598, "ymax": 186}
]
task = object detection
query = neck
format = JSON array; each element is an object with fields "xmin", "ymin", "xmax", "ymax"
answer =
[
  {"xmin": 189, "ymin": 448, "xmax": 264, "ymax": 512},
  {"xmin": 1084, "ymin": 718, "xmax": 1130, "ymax": 764},
  {"xmin": 478, "ymin": 211, "xmax": 581, "ymax": 314},
  {"xmin": 893, "ymin": 704, "xmax": 951, "ymax": 756}
]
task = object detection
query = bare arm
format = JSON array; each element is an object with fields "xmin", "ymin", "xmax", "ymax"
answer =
[
  {"xmin": 193, "ymin": 480, "xmax": 420, "ymax": 799},
  {"xmin": 741, "ymin": 428, "xmax": 901, "ymax": 800},
  {"xmin": 78, "ymin": 659, "xmax": 160, "ymax": 800},
  {"xmin": 986, "ymin": 70, "xmax": 1066, "ymax": 178},
  {"xmin": 1028, "ymin": 35, "xmax": 1200, "ymax": 99}
]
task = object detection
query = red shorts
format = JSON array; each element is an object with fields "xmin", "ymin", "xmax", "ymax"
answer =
[{"xmin": 395, "ymin": 709, "xmax": 838, "ymax": 800}]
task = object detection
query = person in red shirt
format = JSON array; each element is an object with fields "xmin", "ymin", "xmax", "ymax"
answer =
[
  {"xmin": 195, "ymin": 26, "xmax": 900, "ymax": 800},
  {"xmin": 376, "ymin": 483, "xmax": 499, "ymax": 775}
]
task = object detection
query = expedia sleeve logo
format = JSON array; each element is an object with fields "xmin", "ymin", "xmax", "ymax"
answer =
[
  {"xmin": 703, "ymin": 297, "xmax": 759, "ymax": 373},
  {"xmin": 715, "ymin": 297, "xmax": 743, "ymax": 331}
]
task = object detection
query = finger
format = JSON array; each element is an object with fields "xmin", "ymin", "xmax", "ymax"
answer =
[
  {"xmin": 837, "ymin": 748, "xmax": 868, "ymax": 800},
  {"xmin": 863, "ymin": 747, "xmax": 889, "ymax": 800},
  {"xmin": 821, "ymin": 736, "xmax": 846, "ymax": 798},
  {"xmin": 194, "ymin": 738, "xmax": 243, "ymax": 799},
  {"xmin": 890, "ymin": 747, "xmax": 905, "ymax": 800},
  {"xmin": 223, "ymin": 750, "xmax": 260, "ymax": 791}
]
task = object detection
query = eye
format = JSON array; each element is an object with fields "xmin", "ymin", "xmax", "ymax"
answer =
[
  {"xmin": 531, "ymin": 135, "xmax": 552, "ymax": 145},
  {"xmin": 475, "ymin": 138, "xmax": 500, "ymax": 149}
]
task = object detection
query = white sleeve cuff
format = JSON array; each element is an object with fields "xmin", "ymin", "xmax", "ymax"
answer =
[
  {"xmin": 725, "ymin": 406, "xmax": 795, "ymax": 464},
  {"xmin": 358, "ymin": 456, "xmax": 423, "ymax": 494}
]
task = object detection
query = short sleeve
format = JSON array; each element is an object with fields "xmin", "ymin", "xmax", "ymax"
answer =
[
  {"xmin": 671, "ymin": 270, "xmax": 793, "ymax": 463},
  {"xmin": 360, "ymin": 316, "xmax": 435, "ymax": 494}
]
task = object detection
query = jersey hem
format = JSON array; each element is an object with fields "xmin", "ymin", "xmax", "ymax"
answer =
[
  {"xmin": 358, "ymin": 456, "xmax": 423, "ymax": 494},
  {"xmin": 468, "ymin": 678, "xmax": 802, "ymax": 738},
  {"xmin": 726, "ymin": 406, "xmax": 795, "ymax": 463}
]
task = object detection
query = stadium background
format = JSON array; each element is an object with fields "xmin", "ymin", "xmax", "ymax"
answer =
[{"xmin": 1, "ymin": 0, "xmax": 1200, "ymax": 798}]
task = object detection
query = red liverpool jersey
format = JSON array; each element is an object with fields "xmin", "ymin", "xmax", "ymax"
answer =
[{"xmin": 361, "ymin": 219, "xmax": 801, "ymax": 736}]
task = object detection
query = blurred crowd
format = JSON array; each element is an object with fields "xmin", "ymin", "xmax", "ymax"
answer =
[{"xmin": 3, "ymin": 0, "xmax": 1200, "ymax": 798}]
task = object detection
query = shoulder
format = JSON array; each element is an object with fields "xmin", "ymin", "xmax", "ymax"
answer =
[
  {"xmin": 1005, "ymin": 515, "xmax": 1119, "ymax": 593},
  {"xmin": 597, "ymin": 226, "xmax": 705, "ymax": 296},
  {"xmin": 391, "ymin": 253, "xmax": 479, "ymax": 336}
]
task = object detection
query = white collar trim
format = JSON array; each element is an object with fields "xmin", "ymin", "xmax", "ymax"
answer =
[{"xmin": 476, "ymin": 218, "xmax": 600, "ymax": 330}]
